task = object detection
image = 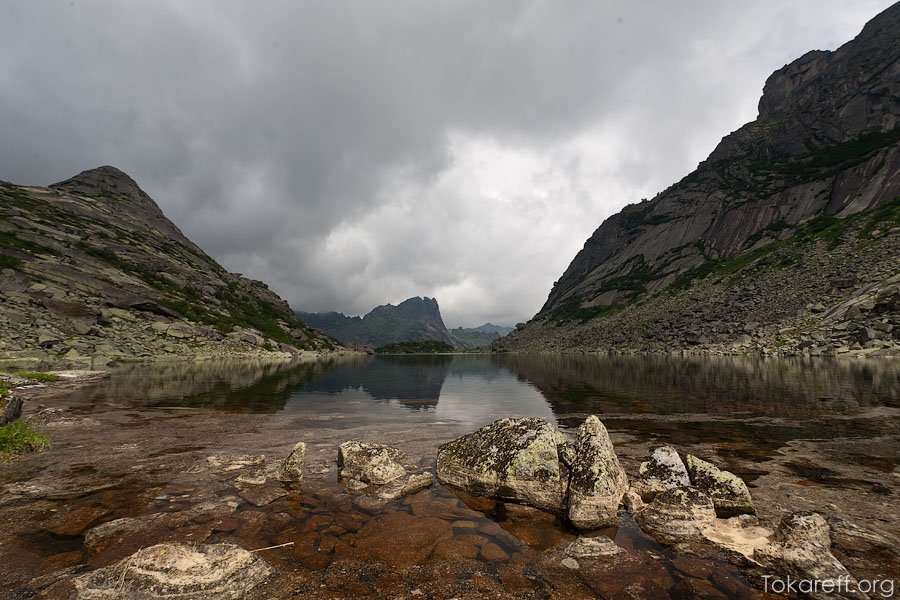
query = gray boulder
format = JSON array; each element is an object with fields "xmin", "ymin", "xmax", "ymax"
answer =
[
  {"xmin": 755, "ymin": 512, "xmax": 866, "ymax": 600},
  {"xmin": 338, "ymin": 440, "xmax": 407, "ymax": 485},
  {"xmin": 635, "ymin": 486, "xmax": 717, "ymax": 545},
  {"xmin": 632, "ymin": 445, "xmax": 690, "ymax": 501},
  {"xmin": 685, "ymin": 454, "xmax": 754, "ymax": 516},
  {"xmin": 566, "ymin": 416, "xmax": 628, "ymax": 529},
  {"xmin": 437, "ymin": 417, "xmax": 571, "ymax": 512},
  {"xmin": 74, "ymin": 542, "xmax": 271, "ymax": 599}
]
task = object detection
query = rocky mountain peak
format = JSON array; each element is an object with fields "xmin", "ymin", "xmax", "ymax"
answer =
[
  {"xmin": 51, "ymin": 165, "xmax": 155, "ymax": 206},
  {"xmin": 49, "ymin": 166, "xmax": 198, "ymax": 251}
]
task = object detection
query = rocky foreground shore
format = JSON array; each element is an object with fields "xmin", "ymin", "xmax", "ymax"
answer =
[{"xmin": 15, "ymin": 412, "xmax": 882, "ymax": 599}]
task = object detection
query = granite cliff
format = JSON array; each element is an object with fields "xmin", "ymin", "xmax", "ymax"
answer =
[
  {"xmin": 498, "ymin": 4, "xmax": 899, "ymax": 357},
  {"xmin": 0, "ymin": 166, "xmax": 339, "ymax": 368}
]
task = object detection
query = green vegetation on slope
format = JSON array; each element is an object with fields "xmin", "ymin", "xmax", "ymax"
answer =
[
  {"xmin": 374, "ymin": 340, "xmax": 455, "ymax": 354},
  {"xmin": 0, "ymin": 421, "xmax": 50, "ymax": 459},
  {"xmin": 555, "ymin": 198, "xmax": 899, "ymax": 323},
  {"xmin": 15, "ymin": 372, "xmax": 63, "ymax": 383}
]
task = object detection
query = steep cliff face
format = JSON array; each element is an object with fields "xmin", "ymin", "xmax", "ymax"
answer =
[
  {"xmin": 300, "ymin": 296, "xmax": 456, "ymax": 348},
  {"xmin": 499, "ymin": 4, "xmax": 899, "ymax": 357},
  {"xmin": 0, "ymin": 166, "xmax": 339, "ymax": 367},
  {"xmin": 540, "ymin": 3, "xmax": 899, "ymax": 318}
]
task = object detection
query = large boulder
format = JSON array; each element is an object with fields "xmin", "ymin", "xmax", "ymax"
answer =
[
  {"xmin": 437, "ymin": 417, "xmax": 571, "ymax": 512},
  {"xmin": 338, "ymin": 441, "xmax": 407, "ymax": 485},
  {"xmin": 632, "ymin": 446, "xmax": 690, "ymax": 501},
  {"xmin": 754, "ymin": 512, "xmax": 866, "ymax": 600},
  {"xmin": 634, "ymin": 486, "xmax": 717, "ymax": 546},
  {"xmin": 566, "ymin": 416, "xmax": 628, "ymax": 529},
  {"xmin": 684, "ymin": 454, "xmax": 754, "ymax": 516},
  {"xmin": 74, "ymin": 542, "xmax": 271, "ymax": 599}
]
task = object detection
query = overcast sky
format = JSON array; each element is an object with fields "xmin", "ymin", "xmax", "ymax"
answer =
[{"xmin": 0, "ymin": 1, "xmax": 893, "ymax": 327}]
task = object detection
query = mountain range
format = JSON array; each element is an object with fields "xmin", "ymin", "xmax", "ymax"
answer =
[
  {"xmin": 300, "ymin": 298, "xmax": 513, "ymax": 349},
  {"xmin": 496, "ymin": 3, "xmax": 899, "ymax": 358},
  {"xmin": 0, "ymin": 166, "xmax": 339, "ymax": 368}
]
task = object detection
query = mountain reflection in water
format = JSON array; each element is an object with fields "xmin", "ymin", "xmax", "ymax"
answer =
[{"xmin": 61, "ymin": 354, "xmax": 899, "ymax": 438}]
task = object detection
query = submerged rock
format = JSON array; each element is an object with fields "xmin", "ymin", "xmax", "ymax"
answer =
[
  {"xmin": 634, "ymin": 486, "xmax": 717, "ymax": 545},
  {"xmin": 375, "ymin": 472, "xmax": 435, "ymax": 502},
  {"xmin": 74, "ymin": 542, "xmax": 271, "ymax": 599},
  {"xmin": 566, "ymin": 416, "xmax": 628, "ymax": 529},
  {"xmin": 436, "ymin": 417, "xmax": 571, "ymax": 512},
  {"xmin": 339, "ymin": 441, "xmax": 434, "ymax": 507},
  {"xmin": 565, "ymin": 536, "xmax": 624, "ymax": 559},
  {"xmin": 684, "ymin": 454, "xmax": 754, "ymax": 516},
  {"xmin": 276, "ymin": 442, "xmax": 306, "ymax": 483},
  {"xmin": 338, "ymin": 440, "xmax": 406, "ymax": 485},
  {"xmin": 632, "ymin": 446, "xmax": 690, "ymax": 501}
]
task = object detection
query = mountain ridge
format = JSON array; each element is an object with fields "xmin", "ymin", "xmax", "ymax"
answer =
[
  {"xmin": 0, "ymin": 166, "xmax": 341, "ymax": 367},
  {"xmin": 497, "ymin": 3, "xmax": 900, "ymax": 357}
]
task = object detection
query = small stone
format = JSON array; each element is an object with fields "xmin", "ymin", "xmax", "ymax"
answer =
[
  {"xmin": 561, "ymin": 557, "xmax": 580, "ymax": 570},
  {"xmin": 276, "ymin": 442, "xmax": 305, "ymax": 483},
  {"xmin": 565, "ymin": 536, "xmax": 624, "ymax": 558}
]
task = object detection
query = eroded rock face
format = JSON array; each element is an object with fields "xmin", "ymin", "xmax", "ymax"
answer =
[
  {"xmin": 276, "ymin": 442, "xmax": 306, "ymax": 483},
  {"xmin": 635, "ymin": 486, "xmax": 717, "ymax": 545},
  {"xmin": 436, "ymin": 417, "xmax": 571, "ymax": 512},
  {"xmin": 74, "ymin": 542, "xmax": 271, "ymax": 599},
  {"xmin": 684, "ymin": 454, "xmax": 754, "ymax": 516},
  {"xmin": 338, "ymin": 441, "xmax": 407, "ymax": 485},
  {"xmin": 566, "ymin": 416, "xmax": 628, "ymax": 529},
  {"xmin": 632, "ymin": 446, "xmax": 690, "ymax": 501},
  {"xmin": 754, "ymin": 512, "xmax": 866, "ymax": 600}
]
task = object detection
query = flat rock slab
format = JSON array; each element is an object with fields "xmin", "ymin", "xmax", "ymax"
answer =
[{"xmin": 74, "ymin": 542, "xmax": 271, "ymax": 599}]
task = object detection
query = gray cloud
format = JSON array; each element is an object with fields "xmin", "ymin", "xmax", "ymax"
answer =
[{"xmin": 1, "ymin": 0, "xmax": 893, "ymax": 326}]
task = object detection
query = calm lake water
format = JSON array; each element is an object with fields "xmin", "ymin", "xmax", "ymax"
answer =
[{"xmin": 67, "ymin": 353, "xmax": 900, "ymax": 440}]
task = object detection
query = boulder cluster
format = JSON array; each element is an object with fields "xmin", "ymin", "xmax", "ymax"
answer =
[
  {"xmin": 438, "ymin": 416, "xmax": 866, "ymax": 598},
  {"xmin": 436, "ymin": 416, "xmax": 627, "ymax": 530}
]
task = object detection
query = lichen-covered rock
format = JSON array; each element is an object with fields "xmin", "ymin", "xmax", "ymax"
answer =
[
  {"xmin": 566, "ymin": 416, "xmax": 628, "ymax": 529},
  {"xmin": 436, "ymin": 417, "xmax": 571, "ymax": 512},
  {"xmin": 632, "ymin": 446, "xmax": 690, "ymax": 501},
  {"xmin": 565, "ymin": 536, "xmax": 624, "ymax": 558},
  {"xmin": 74, "ymin": 542, "xmax": 271, "ymax": 599},
  {"xmin": 635, "ymin": 486, "xmax": 717, "ymax": 545},
  {"xmin": 754, "ymin": 512, "xmax": 865, "ymax": 600},
  {"xmin": 338, "ymin": 440, "xmax": 407, "ymax": 485},
  {"xmin": 684, "ymin": 454, "xmax": 754, "ymax": 516},
  {"xmin": 375, "ymin": 471, "xmax": 435, "ymax": 501},
  {"xmin": 276, "ymin": 442, "xmax": 306, "ymax": 483}
]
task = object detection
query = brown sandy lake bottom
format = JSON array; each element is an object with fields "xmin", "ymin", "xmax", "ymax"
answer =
[{"xmin": 1, "ymin": 354, "xmax": 898, "ymax": 598}]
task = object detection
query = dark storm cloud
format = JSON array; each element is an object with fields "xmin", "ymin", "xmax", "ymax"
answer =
[{"xmin": 1, "ymin": 0, "xmax": 893, "ymax": 326}]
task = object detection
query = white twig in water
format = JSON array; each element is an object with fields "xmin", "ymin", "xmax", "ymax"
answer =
[{"xmin": 250, "ymin": 541, "xmax": 294, "ymax": 552}]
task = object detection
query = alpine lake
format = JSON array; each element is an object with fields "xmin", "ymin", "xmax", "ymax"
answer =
[{"xmin": 1, "ymin": 354, "xmax": 897, "ymax": 599}]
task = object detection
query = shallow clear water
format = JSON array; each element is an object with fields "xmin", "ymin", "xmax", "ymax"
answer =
[{"xmin": 3, "ymin": 354, "xmax": 898, "ymax": 598}]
